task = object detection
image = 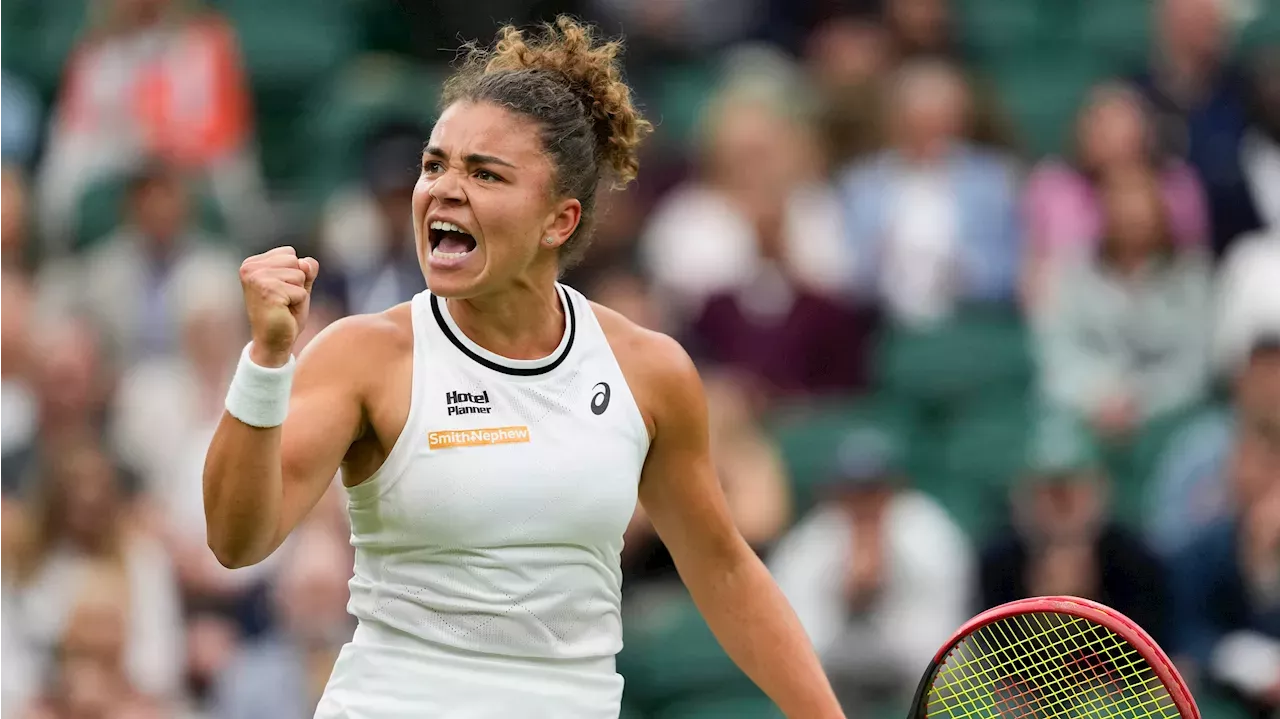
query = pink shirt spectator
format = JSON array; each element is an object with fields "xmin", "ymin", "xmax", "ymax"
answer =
[{"xmin": 1023, "ymin": 160, "xmax": 1209, "ymax": 258}]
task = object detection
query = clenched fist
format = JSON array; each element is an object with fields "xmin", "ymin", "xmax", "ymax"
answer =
[{"xmin": 239, "ymin": 246, "xmax": 319, "ymax": 367}]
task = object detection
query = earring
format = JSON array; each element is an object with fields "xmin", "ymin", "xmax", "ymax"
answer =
[{"xmin": 544, "ymin": 237, "xmax": 555, "ymax": 245}]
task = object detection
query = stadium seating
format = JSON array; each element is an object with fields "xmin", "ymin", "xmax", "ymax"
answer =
[
  {"xmin": 617, "ymin": 592, "xmax": 766, "ymax": 715},
  {"xmin": 296, "ymin": 54, "xmax": 445, "ymax": 207},
  {"xmin": 74, "ymin": 173, "xmax": 229, "ymax": 251},
  {"xmin": 214, "ymin": 0, "xmax": 358, "ymax": 186},
  {"xmin": 768, "ymin": 394, "xmax": 917, "ymax": 514},
  {"xmin": 0, "ymin": 0, "xmax": 86, "ymax": 102}
]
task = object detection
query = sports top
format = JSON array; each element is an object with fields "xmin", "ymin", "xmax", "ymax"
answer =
[{"xmin": 315, "ymin": 284, "xmax": 650, "ymax": 718}]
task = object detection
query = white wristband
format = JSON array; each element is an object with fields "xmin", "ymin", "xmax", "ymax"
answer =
[{"xmin": 225, "ymin": 343, "xmax": 296, "ymax": 428}]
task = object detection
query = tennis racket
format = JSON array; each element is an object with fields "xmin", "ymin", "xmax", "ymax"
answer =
[{"xmin": 906, "ymin": 596, "xmax": 1199, "ymax": 719}]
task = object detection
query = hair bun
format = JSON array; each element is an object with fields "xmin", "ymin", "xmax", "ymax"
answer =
[{"xmin": 481, "ymin": 16, "xmax": 651, "ymax": 185}]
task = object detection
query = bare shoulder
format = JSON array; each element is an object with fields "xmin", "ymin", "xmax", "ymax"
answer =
[
  {"xmin": 296, "ymin": 303, "xmax": 415, "ymax": 386},
  {"xmin": 590, "ymin": 302, "xmax": 704, "ymax": 437}
]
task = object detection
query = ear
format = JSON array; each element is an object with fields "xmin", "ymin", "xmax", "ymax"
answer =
[{"xmin": 541, "ymin": 197, "xmax": 582, "ymax": 249}]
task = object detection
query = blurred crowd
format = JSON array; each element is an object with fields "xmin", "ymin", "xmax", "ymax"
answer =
[{"xmin": 1, "ymin": 0, "xmax": 1278, "ymax": 718}]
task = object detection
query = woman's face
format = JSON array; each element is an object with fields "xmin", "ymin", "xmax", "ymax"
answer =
[
  {"xmin": 887, "ymin": 0, "xmax": 950, "ymax": 53},
  {"xmin": 2, "ymin": 169, "xmax": 28, "ymax": 258},
  {"xmin": 55, "ymin": 449, "xmax": 120, "ymax": 551},
  {"xmin": 412, "ymin": 102, "xmax": 580, "ymax": 299},
  {"xmin": 1024, "ymin": 477, "xmax": 1105, "ymax": 541},
  {"xmin": 1079, "ymin": 93, "xmax": 1148, "ymax": 170},
  {"xmin": 1102, "ymin": 171, "xmax": 1166, "ymax": 257}
]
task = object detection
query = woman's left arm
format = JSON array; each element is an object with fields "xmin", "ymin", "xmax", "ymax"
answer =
[{"xmin": 633, "ymin": 335, "xmax": 844, "ymax": 719}]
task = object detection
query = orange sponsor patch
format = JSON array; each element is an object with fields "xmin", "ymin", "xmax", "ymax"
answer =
[{"xmin": 428, "ymin": 426, "xmax": 531, "ymax": 450}]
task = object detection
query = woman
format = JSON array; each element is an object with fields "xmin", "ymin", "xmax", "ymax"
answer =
[
  {"xmin": 35, "ymin": 0, "xmax": 263, "ymax": 250},
  {"xmin": 1034, "ymin": 166, "xmax": 1213, "ymax": 439},
  {"xmin": 1022, "ymin": 83, "xmax": 1208, "ymax": 308},
  {"xmin": 6, "ymin": 439, "xmax": 185, "ymax": 703},
  {"xmin": 203, "ymin": 17, "xmax": 843, "ymax": 719}
]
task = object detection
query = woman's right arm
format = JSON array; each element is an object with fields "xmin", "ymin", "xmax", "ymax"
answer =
[{"xmin": 203, "ymin": 246, "xmax": 363, "ymax": 569}]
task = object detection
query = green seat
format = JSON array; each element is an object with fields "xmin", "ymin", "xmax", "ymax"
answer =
[
  {"xmin": 991, "ymin": 55, "xmax": 1107, "ymax": 158},
  {"xmin": 1102, "ymin": 400, "xmax": 1211, "ymax": 528},
  {"xmin": 645, "ymin": 62, "xmax": 719, "ymax": 150},
  {"xmin": 1240, "ymin": 0, "xmax": 1280, "ymax": 52},
  {"xmin": 956, "ymin": 0, "xmax": 1053, "ymax": 61},
  {"xmin": 768, "ymin": 395, "xmax": 916, "ymax": 514},
  {"xmin": 651, "ymin": 695, "xmax": 780, "ymax": 719},
  {"xmin": 935, "ymin": 394, "xmax": 1032, "ymax": 537},
  {"xmin": 219, "ymin": 0, "xmax": 357, "ymax": 186},
  {"xmin": 297, "ymin": 54, "xmax": 446, "ymax": 206},
  {"xmin": 619, "ymin": 593, "xmax": 755, "ymax": 712},
  {"xmin": 1077, "ymin": 0, "xmax": 1154, "ymax": 70},
  {"xmin": 874, "ymin": 307, "xmax": 1034, "ymax": 413},
  {"xmin": 1, "ymin": 0, "xmax": 87, "ymax": 101},
  {"xmin": 75, "ymin": 173, "xmax": 229, "ymax": 251}
]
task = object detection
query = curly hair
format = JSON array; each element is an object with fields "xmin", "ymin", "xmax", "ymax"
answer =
[{"xmin": 442, "ymin": 16, "xmax": 652, "ymax": 268}]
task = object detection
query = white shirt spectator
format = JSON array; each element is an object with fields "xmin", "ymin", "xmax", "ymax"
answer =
[
  {"xmin": 641, "ymin": 182, "xmax": 850, "ymax": 318},
  {"xmin": 769, "ymin": 491, "xmax": 973, "ymax": 697},
  {"xmin": 1214, "ymin": 229, "xmax": 1280, "ymax": 374}
]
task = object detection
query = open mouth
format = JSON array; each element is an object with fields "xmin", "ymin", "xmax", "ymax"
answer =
[{"xmin": 428, "ymin": 221, "xmax": 478, "ymax": 259}]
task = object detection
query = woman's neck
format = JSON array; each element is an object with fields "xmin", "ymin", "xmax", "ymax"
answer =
[{"xmin": 446, "ymin": 274, "xmax": 566, "ymax": 360}]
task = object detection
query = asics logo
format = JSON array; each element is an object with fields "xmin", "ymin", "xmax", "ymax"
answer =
[{"xmin": 590, "ymin": 382, "xmax": 611, "ymax": 415}]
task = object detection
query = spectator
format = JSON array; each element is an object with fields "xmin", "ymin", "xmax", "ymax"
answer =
[
  {"xmin": 807, "ymin": 16, "xmax": 893, "ymax": 166},
  {"xmin": 1149, "ymin": 335, "xmax": 1280, "ymax": 557},
  {"xmin": 1242, "ymin": 47, "xmax": 1280, "ymax": 229},
  {"xmin": 587, "ymin": 0, "xmax": 762, "ymax": 64},
  {"xmin": 1215, "ymin": 229, "xmax": 1280, "ymax": 375},
  {"xmin": 317, "ymin": 122, "xmax": 429, "ymax": 316},
  {"xmin": 880, "ymin": 0, "xmax": 1017, "ymax": 153},
  {"xmin": 583, "ymin": 269, "xmax": 669, "ymax": 333},
  {"xmin": 980, "ymin": 416, "xmax": 1168, "ymax": 643},
  {"xmin": 560, "ymin": 181, "xmax": 646, "ymax": 293},
  {"xmin": 1035, "ymin": 166, "xmax": 1213, "ymax": 438},
  {"xmin": 35, "ymin": 163, "xmax": 240, "ymax": 365},
  {"xmin": 2, "ymin": 167, "xmax": 34, "ymax": 274},
  {"xmin": 623, "ymin": 371, "xmax": 793, "ymax": 586},
  {"xmin": 5, "ymin": 440, "xmax": 184, "ymax": 702},
  {"xmin": 1211, "ymin": 49, "xmax": 1280, "ymax": 373},
  {"xmin": 1022, "ymin": 83, "xmax": 1209, "ymax": 309},
  {"xmin": 838, "ymin": 59, "xmax": 1021, "ymax": 330},
  {"xmin": 1134, "ymin": 0, "xmax": 1263, "ymax": 257},
  {"xmin": 771, "ymin": 426, "xmax": 972, "ymax": 717},
  {"xmin": 640, "ymin": 49, "xmax": 851, "ymax": 321},
  {"xmin": 109, "ymin": 262, "xmax": 244, "ymax": 515},
  {"xmin": 34, "ymin": 0, "xmax": 265, "ymax": 251},
  {"xmin": 1, "ymin": 274, "xmax": 38, "ymax": 495},
  {"xmin": 1170, "ymin": 428, "xmax": 1280, "ymax": 717},
  {"xmin": 18, "ymin": 569, "xmax": 167, "ymax": 719},
  {"xmin": 212, "ymin": 513, "xmax": 355, "ymax": 719},
  {"xmin": 2, "ymin": 318, "xmax": 116, "ymax": 499}
]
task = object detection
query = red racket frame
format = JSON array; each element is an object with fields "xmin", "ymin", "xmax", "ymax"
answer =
[{"xmin": 905, "ymin": 596, "xmax": 1200, "ymax": 719}]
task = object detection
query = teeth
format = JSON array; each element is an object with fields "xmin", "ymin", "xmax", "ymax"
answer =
[
  {"xmin": 432, "ymin": 247, "xmax": 472, "ymax": 259},
  {"xmin": 429, "ymin": 220, "xmax": 468, "ymax": 234}
]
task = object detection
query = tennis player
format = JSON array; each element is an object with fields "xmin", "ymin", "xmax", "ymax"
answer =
[{"xmin": 203, "ymin": 16, "xmax": 844, "ymax": 719}]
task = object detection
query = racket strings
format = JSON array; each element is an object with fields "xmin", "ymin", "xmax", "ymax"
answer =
[
  {"xmin": 926, "ymin": 612, "xmax": 1180, "ymax": 719},
  {"xmin": 939, "ymin": 619, "xmax": 1136, "ymax": 719},
  {"xmin": 964, "ymin": 617, "xmax": 1170, "ymax": 719},
  {"xmin": 935, "ymin": 615, "xmax": 1174, "ymax": 719},
  {"xmin": 982, "ymin": 614, "xmax": 1161, "ymax": 719}
]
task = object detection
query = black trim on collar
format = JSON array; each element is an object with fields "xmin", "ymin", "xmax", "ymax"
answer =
[{"xmin": 430, "ymin": 287, "xmax": 576, "ymax": 377}]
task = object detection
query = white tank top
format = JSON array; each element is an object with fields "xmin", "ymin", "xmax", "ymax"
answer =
[{"xmin": 316, "ymin": 284, "xmax": 649, "ymax": 718}]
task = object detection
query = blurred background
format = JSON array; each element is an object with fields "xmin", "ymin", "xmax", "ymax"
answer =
[{"xmin": 1, "ymin": 0, "xmax": 1278, "ymax": 717}]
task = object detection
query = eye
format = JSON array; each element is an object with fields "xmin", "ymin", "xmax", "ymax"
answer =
[
  {"xmin": 422, "ymin": 160, "xmax": 444, "ymax": 175},
  {"xmin": 473, "ymin": 169, "xmax": 502, "ymax": 183}
]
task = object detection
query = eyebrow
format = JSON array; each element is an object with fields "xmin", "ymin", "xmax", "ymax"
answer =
[{"xmin": 423, "ymin": 146, "xmax": 517, "ymax": 169}]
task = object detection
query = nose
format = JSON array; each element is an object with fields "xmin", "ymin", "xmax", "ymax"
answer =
[{"xmin": 428, "ymin": 168, "xmax": 466, "ymax": 205}]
